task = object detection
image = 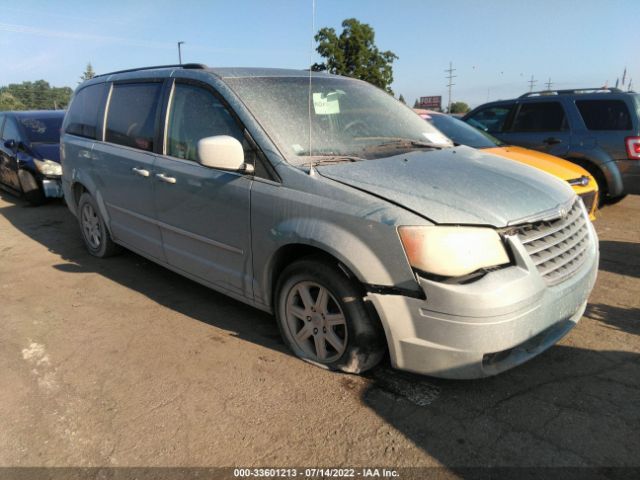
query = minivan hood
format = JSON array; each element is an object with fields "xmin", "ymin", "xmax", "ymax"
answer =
[{"xmin": 317, "ymin": 146, "xmax": 575, "ymax": 227}]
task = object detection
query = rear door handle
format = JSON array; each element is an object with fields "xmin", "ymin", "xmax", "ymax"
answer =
[
  {"xmin": 544, "ymin": 137, "xmax": 562, "ymax": 145},
  {"xmin": 156, "ymin": 173, "xmax": 177, "ymax": 184},
  {"xmin": 132, "ymin": 167, "xmax": 150, "ymax": 177}
]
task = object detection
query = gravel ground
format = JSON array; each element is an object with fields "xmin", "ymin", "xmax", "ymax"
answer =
[{"xmin": 0, "ymin": 190, "xmax": 638, "ymax": 475}]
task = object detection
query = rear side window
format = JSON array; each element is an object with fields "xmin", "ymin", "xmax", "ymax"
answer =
[
  {"xmin": 63, "ymin": 83, "xmax": 106, "ymax": 139},
  {"xmin": 512, "ymin": 102, "xmax": 566, "ymax": 132},
  {"xmin": 105, "ymin": 82, "xmax": 162, "ymax": 152},
  {"xmin": 466, "ymin": 105, "xmax": 512, "ymax": 133},
  {"xmin": 576, "ymin": 100, "xmax": 632, "ymax": 130}
]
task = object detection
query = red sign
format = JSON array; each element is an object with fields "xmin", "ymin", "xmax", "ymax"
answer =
[{"xmin": 418, "ymin": 96, "xmax": 442, "ymax": 110}]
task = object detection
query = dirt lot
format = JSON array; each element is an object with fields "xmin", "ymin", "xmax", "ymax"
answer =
[{"xmin": 0, "ymin": 190, "xmax": 638, "ymax": 474}]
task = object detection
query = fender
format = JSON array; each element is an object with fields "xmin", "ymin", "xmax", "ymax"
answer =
[
  {"xmin": 259, "ymin": 216, "xmax": 420, "ymax": 307},
  {"xmin": 565, "ymin": 145, "xmax": 624, "ymax": 196},
  {"xmin": 69, "ymin": 168, "xmax": 113, "ymax": 237}
]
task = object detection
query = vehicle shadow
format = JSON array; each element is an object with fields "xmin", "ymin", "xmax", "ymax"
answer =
[
  {"xmin": 362, "ymin": 345, "xmax": 640, "ymax": 468},
  {"xmin": 0, "ymin": 192, "xmax": 286, "ymax": 354},
  {"xmin": 2, "ymin": 192, "xmax": 639, "ymax": 469},
  {"xmin": 598, "ymin": 240, "xmax": 640, "ymax": 279},
  {"xmin": 584, "ymin": 303, "xmax": 640, "ymax": 336}
]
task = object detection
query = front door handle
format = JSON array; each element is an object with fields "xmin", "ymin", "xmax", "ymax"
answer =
[
  {"xmin": 544, "ymin": 137, "xmax": 562, "ymax": 145},
  {"xmin": 156, "ymin": 173, "xmax": 177, "ymax": 184},
  {"xmin": 132, "ymin": 167, "xmax": 150, "ymax": 177}
]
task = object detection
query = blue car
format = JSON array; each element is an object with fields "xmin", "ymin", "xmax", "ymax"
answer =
[{"xmin": 0, "ymin": 110, "xmax": 65, "ymax": 205}]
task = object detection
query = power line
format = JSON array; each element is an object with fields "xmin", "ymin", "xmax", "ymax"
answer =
[
  {"xmin": 528, "ymin": 74, "xmax": 537, "ymax": 92},
  {"xmin": 545, "ymin": 77, "xmax": 552, "ymax": 90},
  {"xmin": 445, "ymin": 61, "xmax": 456, "ymax": 113}
]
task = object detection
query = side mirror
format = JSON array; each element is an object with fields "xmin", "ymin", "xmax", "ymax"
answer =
[
  {"xmin": 4, "ymin": 139, "xmax": 16, "ymax": 150},
  {"xmin": 197, "ymin": 135, "xmax": 250, "ymax": 172}
]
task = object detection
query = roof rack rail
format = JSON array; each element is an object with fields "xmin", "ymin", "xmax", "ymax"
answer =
[
  {"xmin": 94, "ymin": 63, "xmax": 207, "ymax": 78},
  {"xmin": 519, "ymin": 87, "xmax": 625, "ymax": 98}
]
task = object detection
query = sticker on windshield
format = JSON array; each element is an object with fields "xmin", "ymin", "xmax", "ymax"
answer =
[
  {"xmin": 422, "ymin": 131, "xmax": 450, "ymax": 145},
  {"xmin": 313, "ymin": 92, "xmax": 340, "ymax": 115}
]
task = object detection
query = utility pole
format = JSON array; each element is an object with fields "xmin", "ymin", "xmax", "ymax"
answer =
[
  {"xmin": 445, "ymin": 62, "xmax": 456, "ymax": 113},
  {"xmin": 528, "ymin": 74, "xmax": 537, "ymax": 92},
  {"xmin": 177, "ymin": 41, "xmax": 185, "ymax": 64},
  {"xmin": 545, "ymin": 78, "xmax": 553, "ymax": 90}
]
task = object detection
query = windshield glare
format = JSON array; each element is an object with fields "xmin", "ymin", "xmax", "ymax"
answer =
[
  {"xmin": 19, "ymin": 116, "xmax": 63, "ymax": 144},
  {"xmin": 225, "ymin": 76, "xmax": 452, "ymax": 163}
]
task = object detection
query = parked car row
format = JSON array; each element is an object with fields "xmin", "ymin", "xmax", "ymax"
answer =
[
  {"xmin": 415, "ymin": 110, "xmax": 599, "ymax": 220},
  {"xmin": 1, "ymin": 64, "xmax": 608, "ymax": 379},
  {"xmin": 463, "ymin": 88, "xmax": 640, "ymax": 201}
]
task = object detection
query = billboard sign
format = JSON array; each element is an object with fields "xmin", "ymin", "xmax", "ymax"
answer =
[{"xmin": 418, "ymin": 96, "xmax": 442, "ymax": 110}]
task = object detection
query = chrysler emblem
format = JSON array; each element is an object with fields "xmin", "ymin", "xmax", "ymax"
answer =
[{"xmin": 558, "ymin": 207, "xmax": 568, "ymax": 219}]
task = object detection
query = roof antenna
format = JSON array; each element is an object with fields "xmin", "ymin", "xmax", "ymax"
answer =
[{"xmin": 307, "ymin": 0, "xmax": 316, "ymax": 171}]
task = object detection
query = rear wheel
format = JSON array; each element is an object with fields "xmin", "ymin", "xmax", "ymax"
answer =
[
  {"xmin": 77, "ymin": 192, "xmax": 121, "ymax": 258},
  {"xmin": 275, "ymin": 257, "xmax": 385, "ymax": 374}
]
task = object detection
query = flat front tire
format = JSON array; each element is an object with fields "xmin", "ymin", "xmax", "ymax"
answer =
[
  {"xmin": 275, "ymin": 257, "xmax": 385, "ymax": 374},
  {"xmin": 77, "ymin": 192, "xmax": 121, "ymax": 258}
]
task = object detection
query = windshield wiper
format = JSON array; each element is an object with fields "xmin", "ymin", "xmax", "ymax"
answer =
[
  {"xmin": 361, "ymin": 139, "xmax": 445, "ymax": 153},
  {"xmin": 301, "ymin": 155, "xmax": 363, "ymax": 167}
]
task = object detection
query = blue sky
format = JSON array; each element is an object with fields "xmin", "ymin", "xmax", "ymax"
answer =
[{"xmin": 1, "ymin": 0, "xmax": 637, "ymax": 107}]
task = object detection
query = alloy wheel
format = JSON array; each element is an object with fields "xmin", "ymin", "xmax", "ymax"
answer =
[{"xmin": 284, "ymin": 281, "xmax": 348, "ymax": 363}]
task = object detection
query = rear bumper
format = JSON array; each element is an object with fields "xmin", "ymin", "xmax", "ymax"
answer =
[
  {"xmin": 614, "ymin": 159, "xmax": 640, "ymax": 195},
  {"xmin": 368, "ymin": 219, "xmax": 599, "ymax": 379}
]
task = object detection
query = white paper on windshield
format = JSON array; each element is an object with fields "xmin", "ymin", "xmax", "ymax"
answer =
[
  {"xmin": 313, "ymin": 92, "xmax": 340, "ymax": 115},
  {"xmin": 422, "ymin": 131, "xmax": 450, "ymax": 145}
]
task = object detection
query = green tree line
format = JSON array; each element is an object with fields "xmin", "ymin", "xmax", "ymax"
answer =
[{"xmin": 0, "ymin": 80, "xmax": 73, "ymax": 111}]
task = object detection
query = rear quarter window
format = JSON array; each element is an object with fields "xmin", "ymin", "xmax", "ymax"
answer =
[
  {"xmin": 105, "ymin": 82, "xmax": 162, "ymax": 152},
  {"xmin": 575, "ymin": 99, "xmax": 632, "ymax": 130},
  {"xmin": 63, "ymin": 83, "xmax": 107, "ymax": 139}
]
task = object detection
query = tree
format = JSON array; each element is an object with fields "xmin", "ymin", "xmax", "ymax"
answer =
[
  {"xmin": 0, "ymin": 81, "xmax": 72, "ymax": 110},
  {"xmin": 398, "ymin": 94, "xmax": 406, "ymax": 104},
  {"xmin": 312, "ymin": 18, "xmax": 398, "ymax": 94},
  {"xmin": 0, "ymin": 91, "xmax": 25, "ymax": 111},
  {"xmin": 449, "ymin": 101, "xmax": 470, "ymax": 114},
  {"xmin": 80, "ymin": 63, "xmax": 96, "ymax": 83}
]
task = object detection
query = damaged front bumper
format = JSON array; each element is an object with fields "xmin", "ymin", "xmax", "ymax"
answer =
[
  {"xmin": 368, "ymin": 220, "xmax": 599, "ymax": 379},
  {"xmin": 41, "ymin": 177, "xmax": 64, "ymax": 198}
]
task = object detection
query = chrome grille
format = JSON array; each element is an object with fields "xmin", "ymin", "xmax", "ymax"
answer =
[{"xmin": 516, "ymin": 200, "xmax": 591, "ymax": 285}]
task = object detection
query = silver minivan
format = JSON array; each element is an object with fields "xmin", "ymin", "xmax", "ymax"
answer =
[{"xmin": 61, "ymin": 64, "xmax": 599, "ymax": 379}]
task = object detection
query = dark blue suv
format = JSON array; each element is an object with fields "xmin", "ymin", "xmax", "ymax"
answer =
[
  {"xmin": 464, "ymin": 88, "xmax": 640, "ymax": 201},
  {"xmin": 0, "ymin": 110, "xmax": 65, "ymax": 205}
]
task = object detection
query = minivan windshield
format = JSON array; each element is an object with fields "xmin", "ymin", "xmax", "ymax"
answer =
[{"xmin": 225, "ymin": 76, "xmax": 452, "ymax": 164}]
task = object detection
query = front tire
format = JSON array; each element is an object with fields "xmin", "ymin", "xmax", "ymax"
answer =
[
  {"xmin": 77, "ymin": 192, "xmax": 121, "ymax": 258},
  {"xmin": 275, "ymin": 257, "xmax": 385, "ymax": 374}
]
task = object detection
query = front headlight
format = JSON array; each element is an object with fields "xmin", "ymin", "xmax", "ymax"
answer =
[
  {"xmin": 398, "ymin": 226, "xmax": 510, "ymax": 277},
  {"xmin": 33, "ymin": 159, "xmax": 62, "ymax": 176}
]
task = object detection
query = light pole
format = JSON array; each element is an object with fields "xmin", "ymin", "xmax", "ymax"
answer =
[{"xmin": 177, "ymin": 41, "xmax": 185, "ymax": 64}]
